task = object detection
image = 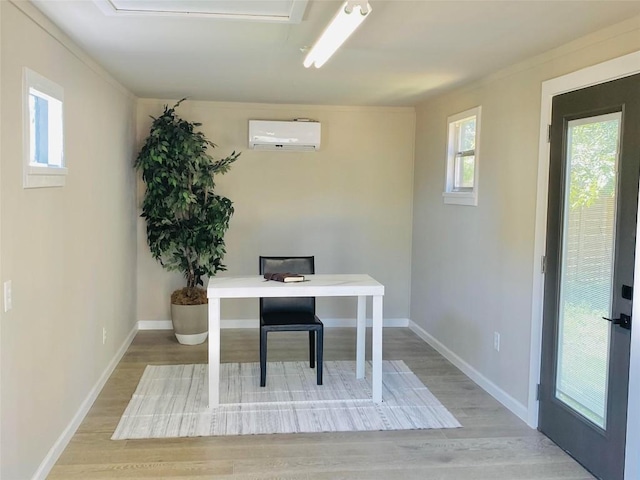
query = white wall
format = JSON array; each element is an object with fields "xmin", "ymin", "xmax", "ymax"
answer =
[
  {"xmin": 0, "ymin": 2, "xmax": 137, "ymax": 479},
  {"xmin": 0, "ymin": 1, "xmax": 4, "ymax": 474},
  {"xmin": 411, "ymin": 16, "xmax": 640, "ymax": 411},
  {"xmin": 136, "ymin": 100, "xmax": 416, "ymax": 325}
]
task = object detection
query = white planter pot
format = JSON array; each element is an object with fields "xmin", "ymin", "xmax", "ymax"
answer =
[{"xmin": 170, "ymin": 303, "xmax": 208, "ymax": 345}]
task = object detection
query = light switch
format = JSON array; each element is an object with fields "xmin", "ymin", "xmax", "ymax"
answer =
[{"xmin": 3, "ymin": 281, "xmax": 12, "ymax": 312}]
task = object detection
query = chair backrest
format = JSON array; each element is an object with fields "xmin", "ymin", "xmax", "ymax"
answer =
[{"xmin": 259, "ymin": 256, "xmax": 315, "ymax": 315}]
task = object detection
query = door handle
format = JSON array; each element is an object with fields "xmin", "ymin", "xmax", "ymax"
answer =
[{"xmin": 602, "ymin": 313, "xmax": 632, "ymax": 330}]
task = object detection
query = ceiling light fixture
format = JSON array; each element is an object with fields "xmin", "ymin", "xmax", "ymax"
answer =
[{"xmin": 303, "ymin": 0, "xmax": 372, "ymax": 69}]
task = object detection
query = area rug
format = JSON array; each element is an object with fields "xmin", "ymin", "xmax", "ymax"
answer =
[{"xmin": 112, "ymin": 360, "xmax": 461, "ymax": 439}]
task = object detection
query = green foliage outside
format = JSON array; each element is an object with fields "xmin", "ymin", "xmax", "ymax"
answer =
[
  {"xmin": 568, "ymin": 119, "xmax": 618, "ymax": 209},
  {"xmin": 461, "ymin": 156, "xmax": 475, "ymax": 188},
  {"xmin": 455, "ymin": 118, "xmax": 476, "ymax": 189},
  {"xmin": 135, "ymin": 100, "xmax": 240, "ymax": 296}
]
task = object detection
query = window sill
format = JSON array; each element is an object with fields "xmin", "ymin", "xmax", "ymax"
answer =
[
  {"xmin": 24, "ymin": 165, "xmax": 68, "ymax": 189},
  {"xmin": 443, "ymin": 191, "xmax": 477, "ymax": 206}
]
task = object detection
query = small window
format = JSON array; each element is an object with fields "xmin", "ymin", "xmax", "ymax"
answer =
[
  {"xmin": 443, "ymin": 106, "xmax": 481, "ymax": 206},
  {"xmin": 23, "ymin": 68, "xmax": 67, "ymax": 188}
]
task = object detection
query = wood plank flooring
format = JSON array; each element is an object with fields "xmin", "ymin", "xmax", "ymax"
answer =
[{"xmin": 47, "ymin": 328, "xmax": 594, "ymax": 479}]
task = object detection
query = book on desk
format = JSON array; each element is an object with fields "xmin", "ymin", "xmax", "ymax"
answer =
[{"xmin": 263, "ymin": 272, "xmax": 306, "ymax": 283}]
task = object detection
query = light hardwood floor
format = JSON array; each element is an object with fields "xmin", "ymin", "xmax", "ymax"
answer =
[{"xmin": 48, "ymin": 328, "xmax": 594, "ymax": 479}]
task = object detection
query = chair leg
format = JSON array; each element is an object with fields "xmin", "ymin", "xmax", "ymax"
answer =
[
  {"xmin": 260, "ymin": 328, "xmax": 267, "ymax": 387},
  {"xmin": 309, "ymin": 331, "xmax": 315, "ymax": 368},
  {"xmin": 317, "ymin": 326, "xmax": 323, "ymax": 385}
]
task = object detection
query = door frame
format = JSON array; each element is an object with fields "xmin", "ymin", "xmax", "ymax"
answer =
[{"xmin": 530, "ymin": 50, "xmax": 640, "ymax": 479}]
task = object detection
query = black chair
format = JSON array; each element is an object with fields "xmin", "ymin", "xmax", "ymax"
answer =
[{"xmin": 259, "ymin": 256, "xmax": 323, "ymax": 387}]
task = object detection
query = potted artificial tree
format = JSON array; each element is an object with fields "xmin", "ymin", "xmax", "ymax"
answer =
[{"xmin": 136, "ymin": 99, "xmax": 240, "ymax": 345}]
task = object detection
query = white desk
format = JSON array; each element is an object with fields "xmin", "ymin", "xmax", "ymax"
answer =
[{"xmin": 207, "ymin": 274, "xmax": 385, "ymax": 407}]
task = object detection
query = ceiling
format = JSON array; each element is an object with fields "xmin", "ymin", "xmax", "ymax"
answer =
[{"xmin": 31, "ymin": 0, "xmax": 640, "ymax": 107}]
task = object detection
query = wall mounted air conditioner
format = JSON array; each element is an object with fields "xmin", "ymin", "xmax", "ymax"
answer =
[{"xmin": 248, "ymin": 120, "xmax": 321, "ymax": 151}]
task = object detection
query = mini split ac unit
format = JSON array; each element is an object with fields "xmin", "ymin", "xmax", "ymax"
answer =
[{"xmin": 248, "ymin": 120, "xmax": 321, "ymax": 151}]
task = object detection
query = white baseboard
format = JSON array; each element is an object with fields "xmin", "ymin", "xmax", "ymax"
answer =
[
  {"xmin": 322, "ymin": 317, "xmax": 408, "ymax": 327},
  {"xmin": 408, "ymin": 320, "xmax": 529, "ymax": 424},
  {"xmin": 138, "ymin": 319, "xmax": 173, "ymax": 330},
  {"xmin": 138, "ymin": 317, "xmax": 410, "ymax": 330},
  {"xmin": 32, "ymin": 324, "xmax": 138, "ymax": 480}
]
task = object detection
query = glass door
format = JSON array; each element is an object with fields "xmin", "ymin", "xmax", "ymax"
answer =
[{"xmin": 539, "ymin": 74, "xmax": 639, "ymax": 480}]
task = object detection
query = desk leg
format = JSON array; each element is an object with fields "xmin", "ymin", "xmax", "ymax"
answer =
[
  {"xmin": 208, "ymin": 297, "xmax": 221, "ymax": 408},
  {"xmin": 356, "ymin": 295, "xmax": 366, "ymax": 379},
  {"xmin": 372, "ymin": 295, "xmax": 383, "ymax": 403}
]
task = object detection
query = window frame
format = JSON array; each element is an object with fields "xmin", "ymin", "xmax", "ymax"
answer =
[
  {"xmin": 23, "ymin": 68, "xmax": 67, "ymax": 188},
  {"xmin": 443, "ymin": 106, "xmax": 481, "ymax": 206}
]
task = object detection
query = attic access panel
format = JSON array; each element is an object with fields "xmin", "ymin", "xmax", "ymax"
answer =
[{"xmin": 94, "ymin": 0, "xmax": 308, "ymax": 22}]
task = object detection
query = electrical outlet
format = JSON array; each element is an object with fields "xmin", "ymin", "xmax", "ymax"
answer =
[
  {"xmin": 494, "ymin": 331, "xmax": 500, "ymax": 352},
  {"xmin": 102, "ymin": 327, "xmax": 107, "ymax": 345},
  {"xmin": 3, "ymin": 281, "xmax": 12, "ymax": 312}
]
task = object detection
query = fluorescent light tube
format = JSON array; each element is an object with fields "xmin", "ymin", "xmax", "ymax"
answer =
[{"xmin": 304, "ymin": 1, "xmax": 372, "ymax": 69}]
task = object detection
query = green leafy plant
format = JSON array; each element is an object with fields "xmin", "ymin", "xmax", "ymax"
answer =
[
  {"xmin": 568, "ymin": 119, "xmax": 618, "ymax": 209},
  {"xmin": 135, "ymin": 99, "xmax": 240, "ymax": 304}
]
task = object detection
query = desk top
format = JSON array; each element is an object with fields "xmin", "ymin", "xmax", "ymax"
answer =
[{"xmin": 207, "ymin": 274, "xmax": 384, "ymax": 299}]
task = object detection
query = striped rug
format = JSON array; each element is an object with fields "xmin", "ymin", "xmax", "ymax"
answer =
[{"xmin": 112, "ymin": 360, "xmax": 461, "ymax": 439}]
